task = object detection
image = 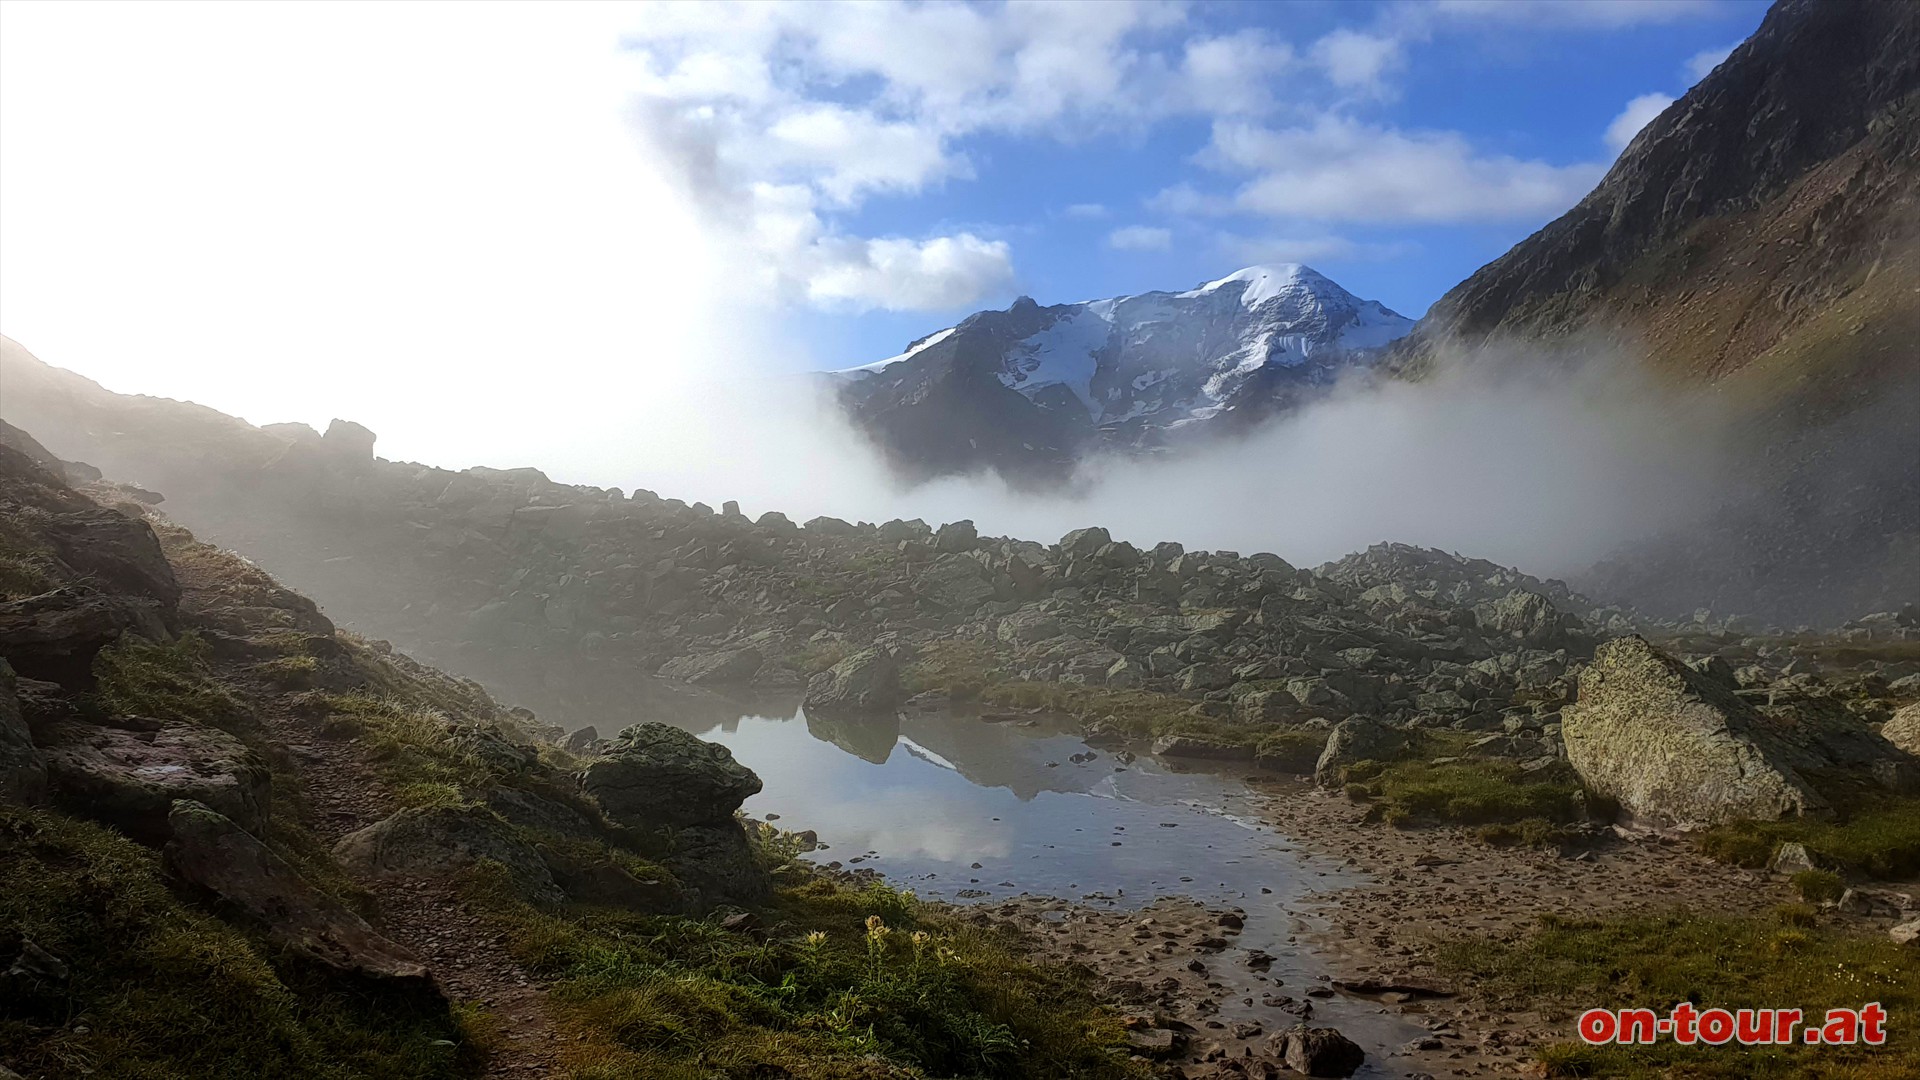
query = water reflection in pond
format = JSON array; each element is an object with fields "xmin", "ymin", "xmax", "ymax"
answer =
[{"xmin": 681, "ymin": 704, "xmax": 1332, "ymax": 906}]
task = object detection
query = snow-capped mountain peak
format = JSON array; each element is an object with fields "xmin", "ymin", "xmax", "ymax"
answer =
[
  {"xmin": 830, "ymin": 264, "xmax": 1414, "ymax": 480},
  {"xmin": 1181, "ymin": 263, "xmax": 1326, "ymax": 308}
]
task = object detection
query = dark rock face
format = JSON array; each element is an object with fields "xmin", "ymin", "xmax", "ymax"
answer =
[
  {"xmin": 165, "ymin": 800, "xmax": 434, "ymax": 986},
  {"xmin": 0, "ymin": 589, "xmax": 171, "ymax": 686},
  {"xmin": 0, "ymin": 660, "xmax": 47, "ymax": 804},
  {"xmin": 582, "ymin": 722, "xmax": 762, "ymax": 829},
  {"xmin": 1272, "ymin": 1025, "xmax": 1365, "ymax": 1077},
  {"xmin": 333, "ymin": 805, "xmax": 563, "ymax": 906},
  {"xmin": 39, "ymin": 718, "xmax": 271, "ymax": 843},
  {"xmin": 804, "ymin": 648, "xmax": 902, "ymax": 714},
  {"xmin": 40, "ymin": 508, "xmax": 180, "ymax": 611}
]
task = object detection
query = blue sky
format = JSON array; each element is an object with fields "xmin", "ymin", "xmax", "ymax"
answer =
[
  {"xmin": 627, "ymin": 0, "xmax": 1771, "ymax": 368},
  {"xmin": 2, "ymin": 0, "xmax": 1771, "ymax": 469}
]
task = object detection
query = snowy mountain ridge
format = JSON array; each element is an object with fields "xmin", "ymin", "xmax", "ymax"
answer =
[{"xmin": 830, "ymin": 264, "xmax": 1413, "ymax": 480}]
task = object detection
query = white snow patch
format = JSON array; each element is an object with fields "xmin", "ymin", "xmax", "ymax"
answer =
[
  {"xmin": 835, "ymin": 326, "xmax": 957, "ymax": 379},
  {"xmin": 998, "ymin": 309, "xmax": 1109, "ymax": 418},
  {"xmin": 1179, "ymin": 264, "xmax": 1314, "ymax": 309}
]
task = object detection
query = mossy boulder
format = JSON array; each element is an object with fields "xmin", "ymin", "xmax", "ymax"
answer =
[
  {"xmin": 1564, "ymin": 636, "xmax": 1915, "ymax": 827},
  {"xmin": 334, "ymin": 804, "xmax": 562, "ymax": 905},
  {"xmin": 582, "ymin": 722, "xmax": 762, "ymax": 829},
  {"xmin": 804, "ymin": 647, "xmax": 903, "ymax": 714}
]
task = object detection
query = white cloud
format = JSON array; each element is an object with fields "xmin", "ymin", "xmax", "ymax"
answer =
[
  {"xmin": 1216, "ymin": 232, "xmax": 1414, "ymax": 266},
  {"xmin": 1189, "ymin": 117, "xmax": 1604, "ymax": 224},
  {"xmin": 1311, "ymin": 30, "xmax": 1402, "ymax": 94},
  {"xmin": 1107, "ymin": 226, "xmax": 1173, "ymax": 251},
  {"xmin": 1179, "ymin": 30, "xmax": 1294, "ymax": 114},
  {"xmin": 1064, "ymin": 203, "xmax": 1111, "ymax": 219},
  {"xmin": 1605, "ymin": 93, "xmax": 1675, "ymax": 152},
  {"xmin": 1434, "ymin": 0, "xmax": 1720, "ymax": 28},
  {"xmin": 806, "ymin": 233, "xmax": 1014, "ymax": 312},
  {"xmin": 1684, "ymin": 43, "xmax": 1737, "ymax": 81}
]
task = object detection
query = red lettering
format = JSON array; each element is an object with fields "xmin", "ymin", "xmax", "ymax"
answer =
[
  {"xmin": 1618, "ymin": 1008, "xmax": 1658, "ymax": 1044},
  {"xmin": 1577, "ymin": 1008, "xmax": 1617, "ymax": 1044},
  {"xmin": 1671, "ymin": 1002, "xmax": 1699, "ymax": 1044},
  {"xmin": 1698, "ymin": 1008, "xmax": 1735, "ymax": 1045},
  {"xmin": 1861, "ymin": 1003, "xmax": 1887, "ymax": 1046},
  {"xmin": 1774, "ymin": 1008, "xmax": 1803, "ymax": 1045},
  {"xmin": 1735, "ymin": 1008, "xmax": 1772, "ymax": 1045},
  {"xmin": 1821, "ymin": 1008, "xmax": 1859, "ymax": 1045}
]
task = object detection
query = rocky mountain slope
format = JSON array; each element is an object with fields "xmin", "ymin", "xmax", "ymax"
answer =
[
  {"xmin": 0, "ymin": 428, "xmax": 1147, "ymax": 1079},
  {"xmin": 830, "ymin": 264, "xmax": 1411, "ymax": 483},
  {"xmin": 1392, "ymin": 0, "xmax": 1920, "ymax": 625}
]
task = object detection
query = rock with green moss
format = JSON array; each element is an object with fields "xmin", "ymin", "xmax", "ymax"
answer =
[
  {"xmin": 804, "ymin": 647, "xmax": 903, "ymax": 714},
  {"xmin": 334, "ymin": 804, "xmax": 562, "ymax": 905},
  {"xmin": 39, "ymin": 717, "xmax": 270, "ymax": 843},
  {"xmin": 1563, "ymin": 636, "xmax": 1914, "ymax": 828},
  {"xmin": 1314, "ymin": 717, "xmax": 1408, "ymax": 787},
  {"xmin": 165, "ymin": 799, "xmax": 434, "ymax": 986},
  {"xmin": 583, "ymin": 722, "xmax": 762, "ymax": 829}
]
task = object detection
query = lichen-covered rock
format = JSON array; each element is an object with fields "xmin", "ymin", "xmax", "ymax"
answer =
[
  {"xmin": 0, "ymin": 588, "xmax": 171, "ymax": 686},
  {"xmin": 658, "ymin": 648, "xmax": 764, "ymax": 685},
  {"xmin": 1475, "ymin": 590, "xmax": 1576, "ymax": 648},
  {"xmin": 0, "ymin": 659, "xmax": 46, "ymax": 804},
  {"xmin": 804, "ymin": 647, "xmax": 902, "ymax": 714},
  {"xmin": 1562, "ymin": 636, "xmax": 1913, "ymax": 827},
  {"xmin": 1314, "ymin": 717, "xmax": 1408, "ymax": 787},
  {"xmin": 916, "ymin": 555, "xmax": 996, "ymax": 611},
  {"xmin": 1884, "ymin": 702, "xmax": 1920, "ymax": 756},
  {"xmin": 166, "ymin": 800, "xmax": 433, "ymax": 986},
  {"xmin": 39, "ymin": 718, "xmax": 270, "ymax": 843},
  {"xmin": 583, "ymin": 722, "xmax": 762, "ymax": 829},
  {"xmin": 333, "ymin": 804, "xmax": 562, "ymax": 905}
]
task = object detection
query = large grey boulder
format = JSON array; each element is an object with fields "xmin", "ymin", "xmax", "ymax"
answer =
[
  {"xmin": 334, "ymin": 804, "xmax": 562, "ymax": 905},
  {"xmin": 658, "ymin": 648, "xmax": 763, "ymax": 686},
  {"xmin": 1475, "ymin": 590, "xmax": 1575, "ymax": 647},
  {"xmin": 997, "ymin": 608, "xmax": 1064, "ymax": 645},
  {"xmin": 40, "ymin": 718, "xmax": 270, "ymax": 843},
  {"xmin": 1058, "ymin": 526, "xmax": 1112, "ymax": 560},
  {"xmin": 804, "ymin": 647, "xmax": 903, "ymax": 714},
  {"xmin": 581, "ymin": 722, "xmax": 770, "ymax": 907},
  {"xmin": 582, "ymin": 722, "xmax": 762, "ymax": 829},
  {"xmin": 1563, "ymin": 636, "xmax": 1913, "ymax": 827},
  {"xmin": 0, "ymin": 660, "xmax": 46, "ymax": 804},
  {"xmin": 165, "ymin": 800, "xmax": 433, "ymax": 986},
  {"xmin": 1314, "ymin": 717, "xmax": 1408, "ymax": 787},
  {"xmin": 916, "ymin": 555, "xmax": 996, "ymax": 611}
]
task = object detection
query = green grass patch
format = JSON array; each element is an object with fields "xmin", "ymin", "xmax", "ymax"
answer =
[
  {"xmin": 1343, "ymin": 758, "xmax": 1589, "ymax": 831},
  {"xmin": 91, "ymin": 632, "xmax": 245, "ymax": 731},
  {"xmin": 465, "ymin": 869, "xmax": 1147, "ymax": 1080},
  {"xmin": 1697, "ymin": 795, "xmax": 1920, "ymax": 880},
  {"xmin": 1253, "ymin": 729, "xmax": 1328, "ymax": 772},
  {"xmin": 318, "ymin": 693, "xmax": 497, "ymax": 807},
  {"xmin": 1434, "ymin": 909, "xmax": 1920, "ymax": 1078},
  {"xmin": 0, "ymin": 805, "xmax": 473, "ymax": 1080}
]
